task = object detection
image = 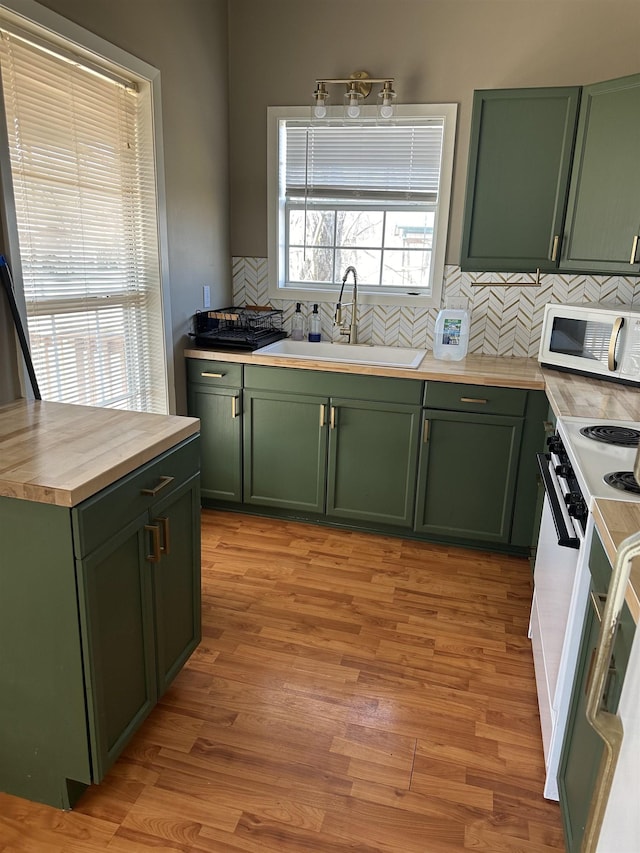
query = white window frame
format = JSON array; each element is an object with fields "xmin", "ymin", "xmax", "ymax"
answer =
[
  {"xmin": 0, "ymin": 0, "xmax": 174, "ymax": 412},
  {"xmin": 267, "ymin": 103, "xmax": 457, "ymax": 309}
]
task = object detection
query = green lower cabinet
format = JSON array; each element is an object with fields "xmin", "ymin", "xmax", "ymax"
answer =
[
  {"xmin": 415, "ymin": 409, "xmax": 523, "ymax": 542},
  {"xmin": 75, "ymin": 471, "xmax": 201, "ymax": 783},
  {"xmin": 0, "ymin": 499, "xmax": 93, "ymax": 809},
  {"xmin": 195, "ymin": 364, "xmax": 545, "ymax": 550},
  {"xmin": 243, "ymin": 389, "xmax": 328, "ymax": 513},
  {"xmin": 558, "ymin": 531, "xmax": 636, "ymax": 853},
  {"xmin": 187, "ymin": 384, "xmax": 242, "ymax": 502},
  {"xmin": 149, "ymin": 476, "xmax": 201, "ymax": 696},
  {"xmin": 0, "ymin": 437, "xmax": 201, "ymax": 809},
  {"xmin": 76, "ymin": 514, "xmax": 158, "ymax": 782},
  {"xmin": 326, "ymin": 398, "xmax": 420, "ymax": 527}
]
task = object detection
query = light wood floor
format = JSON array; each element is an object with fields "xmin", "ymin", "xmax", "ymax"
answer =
[{"xmin": 0, "ymin": 510, "xmax": 565, "ymax": 852}]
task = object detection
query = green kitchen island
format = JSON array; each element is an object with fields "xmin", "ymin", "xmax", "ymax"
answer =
[{"xmin": 0, "ymin": 399, "xmax": 200, "ymax": 809}]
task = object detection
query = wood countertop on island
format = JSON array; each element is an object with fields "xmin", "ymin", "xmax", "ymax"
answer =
[{"xmin": 0, "ymin": 399, "xmax": 199, "ymax": 507}]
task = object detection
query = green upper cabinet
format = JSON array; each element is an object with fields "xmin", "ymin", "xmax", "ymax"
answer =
[
  {"xmin": 461, "ymin": 87, "xmax": 580, "ymax": 272},
  {"xmin": 561, "ymin": 73, "xmax": 640, "ymax": 274}
]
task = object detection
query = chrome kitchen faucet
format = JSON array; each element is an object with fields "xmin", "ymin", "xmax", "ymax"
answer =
[{"xmin": 334, "ymin": 265, "xmax": 358, "ymax": 344}]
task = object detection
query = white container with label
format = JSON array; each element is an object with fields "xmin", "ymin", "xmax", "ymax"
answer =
[{"xmin": 432, "ymin": 308, "xmax": 470, "ymax": 361}]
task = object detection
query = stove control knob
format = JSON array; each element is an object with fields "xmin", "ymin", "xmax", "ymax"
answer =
[
  {"xmin": 555, "ymin": 463, "xmax": 573, "ymax": 478},
  {"xmin": 565, "ymin": 495, "xmax": 586, "ymax": 519},
  {"xmin": 547, "ymin": 436, "xmax": 563, "ymax": 454}
]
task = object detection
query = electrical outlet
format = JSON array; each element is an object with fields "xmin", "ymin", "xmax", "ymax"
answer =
[
  {"xmin": 202, "ymin": 285, "xmax": 211, "ymax": 309},
  {"xmin": 446, "ymin": 297, "xmax": 468, "ymax": 310}
]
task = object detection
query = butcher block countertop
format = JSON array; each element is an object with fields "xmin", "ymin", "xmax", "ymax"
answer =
[
  {"xmin": 543, "ymin": 368, "xmax": 640, "ymax": 422},
  {"xmin": 0, "ymin": 398, "xmax": 199, "ymax": 507},
  {"xmin": 184, "ymin": 346, "xmax": 547, "ymax": 389},
  {"xmin": 592, "ymin": 501, "xmax": 640, "ymax": 624}
]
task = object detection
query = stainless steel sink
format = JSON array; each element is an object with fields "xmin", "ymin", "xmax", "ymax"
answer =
[{"xmin": 255, "ymin": 339, "xmax": 426, "ymax": 369}]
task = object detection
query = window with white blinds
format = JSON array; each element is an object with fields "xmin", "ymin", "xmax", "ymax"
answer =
[
  {"xmin": 0, "ymin": 25, "xmax": 168, "ymax": 413},
  {"xmin": 268, "ymin": 104, "xmax": 457, "ymax": 307},
  {"xmin": 285, "ymin": 122, "xmax": 444, "ymax": 203}
]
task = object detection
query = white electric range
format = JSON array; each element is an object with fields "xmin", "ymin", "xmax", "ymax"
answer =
[{"xmin": 530, "ymin": 414, "xmax": 640, "ymax": 800}]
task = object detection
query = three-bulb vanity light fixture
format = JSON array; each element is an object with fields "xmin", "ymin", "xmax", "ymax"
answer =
[{"xmin": 313, "ymin": 71, "xmax": 396, "ymax": 119}]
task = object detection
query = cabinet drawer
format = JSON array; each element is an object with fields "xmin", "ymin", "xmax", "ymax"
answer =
[
  {"xmin": 72, "ymin": 436, "xmax": 200, "ymax": 557},
  {"xmin": 187, "ymin": 358, "xmax": 242, "ymax": 387},
  {"xmin": 245, "ymin": 365, "xmax": 423, "ymax": 405},
  {"xmin": 424, "ymin": 382, "xmax": 527, "ymax": 416}
]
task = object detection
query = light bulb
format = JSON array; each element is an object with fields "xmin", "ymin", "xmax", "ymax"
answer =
[
  {"xmin": 346, "ymin": 94, "xmax": 360, "ymax": 118},
  {"xmin": 377, "ymin": 81, "xmax": 396, "ymax": 120},
  {"xmin": 313, "ymin": 83, "xmax": 329, "ymax": 119},
  {"xmin": 379, "ymin": 99, "xmax": 394, "ymax": 119}
]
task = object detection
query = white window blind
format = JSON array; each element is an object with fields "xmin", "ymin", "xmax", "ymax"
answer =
[
  {"xmin": 0, "ymin": 27, "xmax": 167, "ymax": 413},
  {"xmin": 285, "ymin": 120, "xmax": 445, "ymax": 203}
]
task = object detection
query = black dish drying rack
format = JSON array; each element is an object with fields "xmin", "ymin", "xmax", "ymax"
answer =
[{"xmin": 191, "ymin": 306, "xmax": 287, "ymax": 351}]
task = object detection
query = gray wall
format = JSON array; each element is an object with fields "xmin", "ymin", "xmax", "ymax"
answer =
[
  {"xmin": 228, "ymin": 0, "xmax": 640, "ymax": 263},
  {"xmin": 0, "ymin": 0, "xmax": 231, "ymax": 412}
]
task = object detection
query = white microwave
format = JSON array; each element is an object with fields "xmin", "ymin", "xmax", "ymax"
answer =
[{"xmin": 538, "ymin": 302, "xmax": 640, "ymax": 385}]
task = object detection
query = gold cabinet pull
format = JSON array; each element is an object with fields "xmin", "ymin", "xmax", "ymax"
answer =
[
  {"xmin": 231, "ymin": 395, "xmax": 239, "ymax": 419},
  {"xmin": 590, "ymin": 590, "xmax": 607, "ymax": 623},
  {"xmin": 460, "ymin": 397, "xmax": 488, "ymax": 404},
  {"xmin": 631, "ymin": 235, "xmax": 639, "ymax": 265},
  {"xmin": 330, "ymin": 406, "xmax": 337, "ymax": 430},
  {"xmin": 551, "ymin": 234, "xmax": 560, "ymax": 262},
  {"xmin": 319, "ymin": 403, "xmax": 326, "ymax": 427},
  {"xmin": 201, "ymin": 371, "xmax": 224, "ymax": 378},
  {"xmin": 607, "ymin": 316, "xmax": 624, "ymax": 371},
  {"xmin": 145, "ymin": 524, "xmax": 161, "ymax": 563},
  {"xmin": 423, "ymin": 419, "xmax": 430, "ymax": 443},
  {"xmin": 141, "ymin": 475, "xmax": 175, "ymax": 496},
  {"xmin": 155, "ymin": 516, "xmax": 171, "ymax": 556}
]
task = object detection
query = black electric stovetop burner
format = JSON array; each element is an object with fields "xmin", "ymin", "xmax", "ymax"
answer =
[
  {"xmin": 603, "ymin": 471, "xmax": 640, "ymax": 494},
  {"xmin": 580, "ymin": 424, "xmax": 640, "ymax": 447}
]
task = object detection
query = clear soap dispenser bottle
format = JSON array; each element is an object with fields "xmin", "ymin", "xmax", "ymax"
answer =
[
  {"xmin": 291, "ymin": 303, "xmax": 304, "ymax": 340},
  {"xmin": 309, "ymin": 304, "xmax": 322, "ymax": 342}
]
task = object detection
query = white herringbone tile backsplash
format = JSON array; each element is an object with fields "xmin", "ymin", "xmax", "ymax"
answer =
[{"xmin": 231, "ymin": 257, "xmax": 640, "ymax": 358}]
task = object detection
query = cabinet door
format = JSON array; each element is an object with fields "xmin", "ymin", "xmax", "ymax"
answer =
[
  {"xmin": 557, "ymin": 588, "xmax": 603, "ymax": 853},
  {"xmin": 188, "ymin": 384, "xmax": 242, "ymax": 502},
  {"xmin": 243, "ymin": 389, "xmax": 328, "ymax": 513},
  {"xmin": 150, "ymin": 474, "xmax": 201, "ymax": 696},
  {"xmin": 558, "ymin": 533, "xmax": 636, "ymax": 852},
  {"xmin": 562, "ymin": 74, "xmax": 640, "ymax": 274},
  {"xmin": 76, "ymin": 513, "xmax": 157, "ymax": 782},
  {"xmin": 415, "ymin": 410, "xmax": 523, "ymax": 543},
  {"xmin": 461, "ymin": 87, "xmax": 580, "ymax": 272},
  {"xmin": 326, "ymin": 399, "xmax": 420, "ymax": 527}
]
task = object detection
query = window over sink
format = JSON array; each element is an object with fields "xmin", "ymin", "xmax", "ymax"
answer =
[{"xmin": 267, "ymin": 104, "xmax": 457, "ymax": 308}]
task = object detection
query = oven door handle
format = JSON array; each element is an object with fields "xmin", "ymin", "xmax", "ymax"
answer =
[{"xmin": 536, "ymin": 452, "xmax": 580, "ymax": 549}]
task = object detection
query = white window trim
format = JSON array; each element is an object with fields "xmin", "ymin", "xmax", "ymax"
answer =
[
  {"xmin": 0, "ymin": 0, "xmax": 175, "ymax": 412},
  {"xmin": 267, "ymin": 103, "xmax": 457, "ymax": 309}
]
